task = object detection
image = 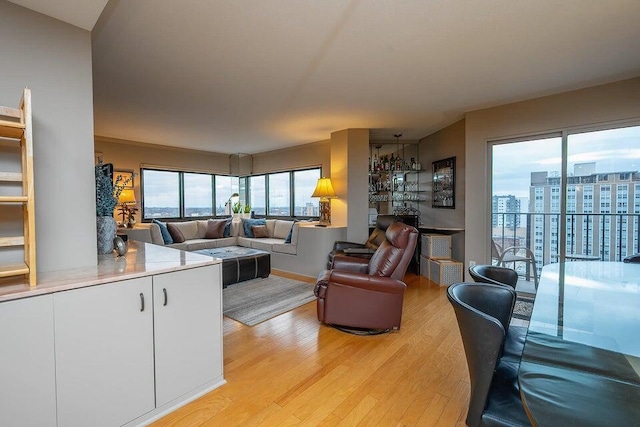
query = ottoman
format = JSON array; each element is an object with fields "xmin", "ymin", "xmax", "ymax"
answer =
[{"xmin": 193, "ymin": 246, "xmax": 270, "ymax": 287}]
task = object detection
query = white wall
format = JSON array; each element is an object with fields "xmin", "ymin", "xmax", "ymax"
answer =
[
  {"xmin": 0, "ymin": 1, "xmax": 96, "ymax": 272},
  {"xmin": 465, "ymin": 77, "xmax": 640, "ymax": 269}
]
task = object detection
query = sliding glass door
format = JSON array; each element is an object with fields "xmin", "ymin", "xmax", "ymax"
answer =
[
  {"xmin": 491, "ymin": 123, "xmax": 640, "ymax": 288},
  {"xmin": 566, "ymin": 125, "xmax": 640, "ymax": 261}
]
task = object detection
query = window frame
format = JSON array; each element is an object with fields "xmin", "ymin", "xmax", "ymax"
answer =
[{"xmin": 140, "ymin": 166, "xmax": 321, "ymax": 221}]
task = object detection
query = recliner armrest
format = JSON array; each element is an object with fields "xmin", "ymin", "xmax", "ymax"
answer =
[
  {"xmin": 332, "ymin": 241, "xmax": 365, "ymax": 251},
  {"xmin": 331, "ymin": 254, "xmax": 370, "ymax": 273},
  {"xmin": 324, "ymin": 270, "xmax": 406, "ymax": 294}
]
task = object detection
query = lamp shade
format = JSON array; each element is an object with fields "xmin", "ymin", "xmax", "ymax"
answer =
[
  {"xmin": 311, "ymin": 177, "xmax": 336, "ymax": 199},
  {"xmin": 118, "ymin": 188, "xmax": 136, "ymax": 204}
]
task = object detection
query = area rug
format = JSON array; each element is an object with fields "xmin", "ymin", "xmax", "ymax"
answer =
[
  {"xmin": 513, "ymin": 296, "xmax": 534, "ymax": 320},
  {"xmin": 223, "ymin": 276, "xmax": 316, "ymax": 326}
]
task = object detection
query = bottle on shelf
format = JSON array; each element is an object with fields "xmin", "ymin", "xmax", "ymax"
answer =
[{"xmin": 410, "ymin": 157, "xmax": 416, "ymax": 170}]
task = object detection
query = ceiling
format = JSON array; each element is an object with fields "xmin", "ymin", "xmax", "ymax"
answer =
[{"xmin": 16, "ymin": 1, "xmax": 640, "ymax": 154}]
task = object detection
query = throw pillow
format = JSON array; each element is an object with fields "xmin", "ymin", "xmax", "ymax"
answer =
[
  {"xmin": 167, "ymin": 223, "xmax": 185, "ymax": 243},
  {"xmin": 153, "ymin": 219, "xmax": 173, "ymax": 244},
  {"xmin": 284, "ymin": 221, "xmax": 297, "ymax": 244},
  {"xmin": 223, "ymin": 218, "xmax": 232, "ymax": 237},
  {"xmin": 252, "ymin": 225, "xmax": 269, "ymax": 238},
  {"xmin": 242, "ymin": 218, "xmax": 266, "ymax": 238},
  {"xmin": 204, "ymin": 219, "xmax": 227, "ymax": 239}
]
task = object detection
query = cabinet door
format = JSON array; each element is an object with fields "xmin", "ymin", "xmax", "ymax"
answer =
[
  {"xmin": 0, "ymin": 295, "xmax": 56, "ymax": 427},
  {"xmin": 54, "ymin": 278, "xmax": 155, "ymax": 427},
  {"xmin": 153, "ymin": 265, "xmax": 222, "ymax": 406}
]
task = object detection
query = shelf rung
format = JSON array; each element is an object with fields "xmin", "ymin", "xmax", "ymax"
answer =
[
  {"xmin": 0, "ymin": 196, "xmax": 28, "ymax": 203},
  {"xmin": 0, "ymin": 119, "xmax": 25, "ymax": 139},
  {"xmin": 0, "ymin": 236, "xmax": 24, "ymax": 247},
  {"xmin": 0, "ymin": 106, "xmax": 21, "ymax": 119},
  {"xmin": 0, "ymin": 263, "xmax": 29, "ymax": 278},
  {"xmin": 0, "ymin": 172, "xmax": 22, "ymax": 182}
]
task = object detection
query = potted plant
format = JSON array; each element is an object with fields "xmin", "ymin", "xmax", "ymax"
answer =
[
  {"xmin": 242, "ymin": 204, "xmax": 251, "ymax": 219},
  {"xmin": 95, "ymin": 161, "xmax": 118, "ymax": 254},
  {"xmin": 95, "ymin": 161, "xmax": 135, "ymax": 254},
  {"xmin": 232, "ymin": 201, "xmax": 242, "ymax": 220}
]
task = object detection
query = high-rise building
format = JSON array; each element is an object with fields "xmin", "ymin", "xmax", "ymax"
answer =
[
  {"xmin": 492, "ymin": 195, "xmax": 521, "ymax": 229},
  {"xmin": 529, "ymin": 164, "xmax": 640, "ymax": 267}
]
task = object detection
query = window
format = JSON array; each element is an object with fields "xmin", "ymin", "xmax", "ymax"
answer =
[
  {"xmin": 293, "ymin": 169, "xmax": 320, "ymax": 216},
  {"xmin": 142, "ymin": 170, "xmax": 180, "ymax": 219},
  {"xmin": 268, "ymin": 172, "xmax": 290, "ymax": 216},
  {"xmin": 249, "ymin": 175, "xmax": 266, "ymax": 216},
  {"xmin": 142, "ymin": 166, "xmax": 321, "ymax": 220},
  {"xmin": 184, "ymin": 173, "xmax": 213, "ymax": 217},
  {"xmin": 215, "ymin": 175, "xmax": 239, "ymax": 215}
]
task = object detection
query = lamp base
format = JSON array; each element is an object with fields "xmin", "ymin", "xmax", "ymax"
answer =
[{"xmin": 318, "ymin": 200, "xmax": 331, "ymax": 226}]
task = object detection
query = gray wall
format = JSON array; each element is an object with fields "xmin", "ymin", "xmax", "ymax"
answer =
[
  {"xmin": 465, "ymin": 77, "xmax": 640, "ymax": 270},
  {"xmin": 0, "ymin": 1, "xmax": 96, "ymax": 272},
  {"xmin": 418, "ymin": 119, "xmax": 466, "ymax": 229}
]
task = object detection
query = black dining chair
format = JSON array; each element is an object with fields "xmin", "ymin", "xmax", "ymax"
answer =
[
  {"xmin": 468, "ymin": 265, "xmax": 528, "ymax": 361},
  {"xmin": 447, "ymin": 283, "xmax": 531, "ymax": 427},
  {"xmin": 469, "ymin": 264, "xmax": 519, "ymax": 289}
]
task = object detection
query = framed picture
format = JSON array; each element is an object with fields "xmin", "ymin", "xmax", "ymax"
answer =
[
  {"xmin": 113, "ymin": 170, "xmax": 134, "ymax": 188},
  {"xmin": 432, "ymin": 157, "xmax": 455, "ymax": 208}
]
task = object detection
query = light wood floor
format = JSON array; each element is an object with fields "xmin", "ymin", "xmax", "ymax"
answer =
[{"xmin": 151, "ymin": 273, "xmax": 470, "ymax": 427}]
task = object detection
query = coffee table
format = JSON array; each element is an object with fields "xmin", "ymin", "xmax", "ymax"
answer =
[{"xmin": 193, "ymin": 246, "xmax": 270, "ymax": 287}]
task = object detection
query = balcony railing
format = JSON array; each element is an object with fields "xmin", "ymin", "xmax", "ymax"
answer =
[{"xmin": 493, "ymin": 212, "xmax": 640, "ymax": 272}]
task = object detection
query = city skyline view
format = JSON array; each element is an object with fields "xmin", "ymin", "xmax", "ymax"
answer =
[{"xmin": 493, "ymin": 125, "xmax": 640, "ymax": 204}]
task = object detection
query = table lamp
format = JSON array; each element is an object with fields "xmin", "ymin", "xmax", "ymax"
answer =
[
  {"xmin": 311, "ymin": 177, "xmax": 336, "ymax": 226},
  {"xmin": 118, "ymin": 188, "xmax": 137, "ymax": 226}
]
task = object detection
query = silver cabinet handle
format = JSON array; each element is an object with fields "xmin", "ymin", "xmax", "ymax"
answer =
[
  {"xmin": 140, "ymin": 293, "xmax": 145, "ymax": 312},
  {"xmin": 163, "ymin": 288, "xmax": 168, "ymax": 306}
]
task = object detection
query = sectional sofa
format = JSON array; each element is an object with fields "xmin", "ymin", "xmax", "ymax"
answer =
[{"xmin": 120, "ymin": 218, "xmax": 347, "ymax": 278}]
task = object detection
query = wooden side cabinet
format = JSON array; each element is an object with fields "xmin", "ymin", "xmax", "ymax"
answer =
[{"xmin": 0, "ymin": 294, "xmax": 56, "ymax": 427}]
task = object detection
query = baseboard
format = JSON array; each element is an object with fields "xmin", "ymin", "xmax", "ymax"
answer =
[{"xmin": 271, "ymin": 268, "xmax": 316, "ymax": 283}]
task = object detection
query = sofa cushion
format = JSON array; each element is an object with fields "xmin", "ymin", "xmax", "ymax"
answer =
[
  {"xmin": 205, "ymin": 219, "xmax": 228, "ymax": 238},
  {"xmin": 152, "ymin": 219, "xmax": 173, "ymax": 244},
  {"xmin": 183, "ymin": 239, "xmax": 220, "ymax": 251},
  {"xmin": 273, "ymin": 220, "xmax": 294, "ymax": 239},
  {"xmin": 252, "ymin": 225, "xmax": 270, "ymax": 238},
  {"xmin": 248, "ymin": 238, "xmax": 282, "ymax": 252},
  {"xmin": 166, "ymin": 242, "xmax": 189, "ymax": 251},
  {"xmin": 172, "ymin": 221, "xmax": 200, "ymax": 241},
  {"xmin": 167, "ymin": 223, "xmax": 185, "ymax": 243},
  {"xmin": 242, "ymin": 218, "xmax": 266, "ymax": 237},
  {"xmin": 273, "ymin": 242, "xmax": 297, "ymax": 255},
  {"xmin": 265, "ymin": 219, "xmax": 277, "ymax": 237}
]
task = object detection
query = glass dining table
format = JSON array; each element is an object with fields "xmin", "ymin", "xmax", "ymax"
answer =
[{"xmin": 518, "ymin": 261, "xmax": 640, "ymax": 426}]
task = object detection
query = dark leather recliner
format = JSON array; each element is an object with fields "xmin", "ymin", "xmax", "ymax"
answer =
[
  {"xmin": 447, "ymin": 283, "xmax": 531, "ymax": 427},
  {"xmin": 326, "ymin": 214, "xmax": 400, "ymax": 269},
  {"xmin": 314, "ymin": 221, "xmax": 418, "ymax": 331}
]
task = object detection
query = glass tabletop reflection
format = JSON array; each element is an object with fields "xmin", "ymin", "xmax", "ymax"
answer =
[{"xmin": 519, "ymin": 261, "xmax": 640, "ymax": 426}]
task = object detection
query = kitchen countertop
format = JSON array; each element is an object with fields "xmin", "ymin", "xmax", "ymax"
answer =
[{"xmin": 0, "ymin": 241, "xmax": 220, "ymax": 302}]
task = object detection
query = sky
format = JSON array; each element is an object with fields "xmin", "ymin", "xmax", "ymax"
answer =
[{"xmin": 492, "ymin": 125, "xmax": 640, "ymax": 199}]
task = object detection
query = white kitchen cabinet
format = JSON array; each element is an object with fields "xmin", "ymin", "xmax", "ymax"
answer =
[
  {"xmin": 153, "ymin": 265, "xmax": 223, "ymax": 406},
  {"xmin": 54, "ymin": 277, "xmax": 155, "ymax": 427},
  {"xmin": 53, "ymin": 264, "xmax": 223, "ymax": 427},
  {"xmin": 0, "ymin": 294, "xmax": 56, "ymax": 427}
]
